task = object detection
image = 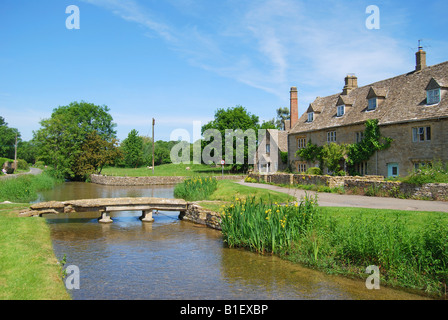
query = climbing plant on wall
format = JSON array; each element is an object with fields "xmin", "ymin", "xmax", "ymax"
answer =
[{"xmin": 346, "ymin": 119, "xmax": 393, "ymax": 166}]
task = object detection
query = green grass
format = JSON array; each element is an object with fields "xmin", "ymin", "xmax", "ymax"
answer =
[
  {"xmin": 0, "ymin": 172, "xmax": 63, "ymax": 203},
  {"xmin": 0, "ymin": 204, "xmax": 71, "ymax": 300},
  {"xmin": 101, "ymin": 163, "xmax": 243, "ymax": 177},
  {"xmin": 208, "ymin": 180, "xmax": 295, "ymax": 204}
]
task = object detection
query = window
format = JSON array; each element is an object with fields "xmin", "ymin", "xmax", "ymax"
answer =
[
  {"xmin": 387, "ymin": 163, "xmax": 399, "ymax": 178},
  {"xmin": 266, "ymin": 144, "xmax": 270, "ymax": 153},
  {"xmin": 367, "ymin": 98, "xmax": 377, "ymax": 111},
  {"xmin": 427, "ymin": 89, "xmax": 441, "ymax": 105},
  {"xmin": 327, "ymin": 131, "xmax": 337, "ymax": 143},
  {"xmin": 297, "ymin": 137, "xmax": 306, "ymax": 149},
  {"xmin": 337, "ymin": 105, "xmax": 345, "ymax": 117},
  {"xmin": 307, "ymin": 112, "xmax": 314, "ymax": 122},
  {"xmin": 297, "ymin": 163, "xmax": 307, "ymax": 173},
  {"xmin": 412, "ymin": 126, "xmax": 431, "ymax": 142},
  {"xmin": 356, "ymin": 132, "xmax": 364, "ymax": 143}
]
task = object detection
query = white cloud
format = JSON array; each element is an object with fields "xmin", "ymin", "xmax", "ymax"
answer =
[{"xmin": 81, "ymin": 0, "xmax": 411, "ymax": 104}]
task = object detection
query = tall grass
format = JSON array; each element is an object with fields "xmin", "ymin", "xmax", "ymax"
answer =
[
  {"xmin": 220, "ymin": 195, "xmax": 448, "ymax": 297},
  {"xmin": 173, "ymin": 176, "xmax": 218, "ymax": 201},
  {"xmin": 220, "ymin": 194, "xmax": 319, "ymax": 254},
  {"xmin": 0, "ymin": 172, "xmax": 62, "ymax": 203}
]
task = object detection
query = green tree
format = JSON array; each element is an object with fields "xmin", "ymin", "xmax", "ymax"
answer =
[
  {"xmin": 33, "ymin": 101, "xmax": 117, "ymax": 179},
  {"xmin": 121, "ymin": 129, "xmax": 144, "ymax": 168},
  {"xmin": 201, "ymin": 105, "xmax": 260, "ymax": 172},
  {"xmin": 0, "ymin": 116, "xmax": 21, "ymax": 159},
  {"xmin": 321, "ymin": 143, "xmax": 348, "ymax": 175},
  {"xmin": 73, "ymin": 131, "xmax": 122, "ymax": 179},
  {"xmin": 276, "ymin": 107, "xmax": 290, "ymax": 130}
]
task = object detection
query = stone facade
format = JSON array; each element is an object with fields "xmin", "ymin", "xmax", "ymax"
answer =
[
  {"xmin": 90, "ymin": 174, "xmax": 244, "ymax": 186},
  {"xmin": 287, "ymin": 51, "xmax": 448, "ymax": 178}
]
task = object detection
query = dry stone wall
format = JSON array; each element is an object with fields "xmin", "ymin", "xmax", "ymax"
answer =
[{"xmin": 90, "ymin": 174, "xmax": 244, "ymax": 186}]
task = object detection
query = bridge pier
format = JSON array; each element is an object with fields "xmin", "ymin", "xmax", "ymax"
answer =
[
  {"xmin": 140, "ymin": 210, "xmax": 154, "ymax": 223},
  {"xmin": 98, "ymin": 211, "xmax": 113, "ymax": 224}
]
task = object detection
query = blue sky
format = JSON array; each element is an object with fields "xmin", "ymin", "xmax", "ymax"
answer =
[{"xmin": 1, "ymin": 0, "xmax": 447, "ymax": 142}]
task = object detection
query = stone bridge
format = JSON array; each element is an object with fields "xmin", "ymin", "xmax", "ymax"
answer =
[{"xmin": 20, "ymin": 197, "xmax": 189, "ymax": 224}]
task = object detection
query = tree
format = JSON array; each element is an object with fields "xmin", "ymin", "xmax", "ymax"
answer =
[
  {"xmin": 33, "ymin": 101, "xmax": 117, "ymax": 179},
  {"xmin": 276, "ymin": 107, "xmax": 290, "ymax": 130},
  {"xmin": 201, "ymin": 105, "xmax": 260, "ymax": 172},
  {"xmin": 0, "ymin": 116, "xmax": 21, "ymax": 159},
  {"xmin": 73, "ymin": 131, "xmax": 121, "ymax": 178},
  {"xmin": 321, "ymin": 143, "xmax": 349, "ymax": 175},
  {"xmin": 121, "ymin": 129, "xmax": 144, "ymax": 168}
]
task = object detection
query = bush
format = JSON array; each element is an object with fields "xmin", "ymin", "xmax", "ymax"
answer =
[
  {"xmin": 16, "ymin": 159, "xmax": 29, "ymax": 170},
  {"xmin": 401, "ymin": 161, "xmax": 448, "ymax": 185},
  {"xmin": 244, "ymin": 176, "xmax": 258, "ymax": 183},
  {"xmin": 306, "ymin": 167, "xmax": 322, "ymax": 175}
]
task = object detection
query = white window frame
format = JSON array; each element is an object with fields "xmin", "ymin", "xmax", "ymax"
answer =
[
  {"xmin": 356, "ymin": 132, "xmax": 364, "ymax": 143},
  {"xmin": 412, "ymin": 126, "xmax": 431, "ymax": 142},
  {"xmin": 327, "ymin": 131, "xmax": 337, "ymax": 143},
  {"xmin": 266, "ymin": 144, "xmax": 270, "ymax": 153},
  {"xmin": 367, "ymin": 98, "xmax": 377, "ymax": 111},
  {"xmin": 307, "ymin": 112, "xmax": 314, "ymax": 122},
  {"xmin": 337, "ymin": 105, "xmax": 345, "ymax": 117},
  {"xmin": 427, "ymin": 89, "xmax": 441, "ymax": 105}
]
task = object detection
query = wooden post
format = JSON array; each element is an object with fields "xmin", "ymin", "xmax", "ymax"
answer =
[{"xmin": 152, "ymin": 118, "xmax": 155, "ymax": 175}]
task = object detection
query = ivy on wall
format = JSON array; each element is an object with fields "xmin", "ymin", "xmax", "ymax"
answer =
[{"xmin": 295, "ymin": 119, "xmax": 392, "ymax": 175}]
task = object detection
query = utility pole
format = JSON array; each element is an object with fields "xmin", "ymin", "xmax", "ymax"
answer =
[
  {"xmin": 152, "ymin": 118, "xmax": 155, "ymax": 175},
  {"xmin": 14, "ymin": 134, "xmax": 17, "ymax": 170}
]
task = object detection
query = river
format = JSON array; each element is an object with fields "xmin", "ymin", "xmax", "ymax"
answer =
[{"xmin": 37, "ymin": 182, "xmax": 429, "ymax": 300}]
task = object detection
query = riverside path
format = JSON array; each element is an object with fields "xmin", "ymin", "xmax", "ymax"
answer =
[{"xmin": 237, "ymin": 181, "xmax": 448, "ymax": 212}]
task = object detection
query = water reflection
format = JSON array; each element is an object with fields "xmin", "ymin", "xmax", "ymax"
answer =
[{"xmin": 42, "ymin": 182, "xmax": 429, "ymax": 300}]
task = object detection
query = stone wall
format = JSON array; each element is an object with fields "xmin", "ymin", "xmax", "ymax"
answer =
[
  {"xmin": 248, "ymin": 173, "xmax": 448, "ymax": 201},
  {"xmin": 90, "ymin": 174, "xmax": 244, "ymax": 186},
  {"xmin": 179, "ymin": 202, "xmax": 222, "ymax": 230}
]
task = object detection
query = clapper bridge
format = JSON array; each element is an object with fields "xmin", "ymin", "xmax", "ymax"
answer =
[{"xmin": 20, "ymin": 197, "xmax": 189, "ymax": 224}]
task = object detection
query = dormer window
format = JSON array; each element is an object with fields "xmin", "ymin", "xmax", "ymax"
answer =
[
  {"xmin": 427, "ymin": 88, "xmax": 441, "ymax": 105},
  {"xmin": 368, "ymin": 98, "xmax": 377, "ymax": 111},
  {"xmin": 337, "ymin": 105, "xmax": 345, "ymax": 117},
  {"xmin": 307, "ymin": 112, "xmax": 314, "ymax": 122}
]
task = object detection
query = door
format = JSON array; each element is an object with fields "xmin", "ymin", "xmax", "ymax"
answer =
[{"xmin": 387, "ymin": 163, "xmax": 399, "ymax": 178}]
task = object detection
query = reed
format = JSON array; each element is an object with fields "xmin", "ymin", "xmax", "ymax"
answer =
[
  {"xmin": 173, "ymin": 176, "xmax": 218, "ymax": 201},
  {"xmin": 220, "ymin": 195, "xmax": 448, "ymax": 297}
]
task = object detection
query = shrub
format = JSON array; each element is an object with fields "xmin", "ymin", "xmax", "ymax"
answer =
[
  {"xmin": 402, "ymin": 161, "xmax": 448, "ymax": 185},
  {"xmin": 306, "ymin": 167, "xmax": 322, "ymax": 175}
]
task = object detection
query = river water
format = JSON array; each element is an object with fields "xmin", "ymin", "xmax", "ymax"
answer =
[{"xmin": 37, "ymin": 182, "xmax": 429, "ymax": 300}]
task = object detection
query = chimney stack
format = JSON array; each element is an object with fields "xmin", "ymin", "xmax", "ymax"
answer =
[
  {"xmin": 290, "ymin": 87, "xmax": 298, "ymax": 130},
  {"xmin": 415, "ymin": 47, "xmax": 427, "ymax": 71},
  {"xmin": 342, "ymin": 74, "xmax": 358, "ymax": 95}
]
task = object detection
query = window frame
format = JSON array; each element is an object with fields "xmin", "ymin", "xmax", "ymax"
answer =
[
  {"xmin": 367, "ymin": 97, "xmax": 377, "ymax": 111},
  {"xmin": 327, "ymin": 131, "xmax": 337, "ymax": 143},
  {"xmin": 307, "ymin": 112, "xmax": 314, "ymax": 123},
  {"xmin": 427, "ymin": 88, "xmax": 441, "ymax": 105},
  {"xmin": 337, "ymin": 105, "xmax": 345, "ymax": 117},
  {"xmin": 296, "ymin": 137, "xmax": 306, "ymax": 150},
  {"xmin": 412, "ymin": 126, "xmax": 431, "ymax": 142}
]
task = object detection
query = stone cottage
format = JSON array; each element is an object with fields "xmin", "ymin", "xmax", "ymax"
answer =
[
  {"xmin": 287, "ymin": 48, "xmax": 448, "ymax": 177},
  {"xmin": 254, "ymin": 129, "xmax": 288, "ymax": 173}
]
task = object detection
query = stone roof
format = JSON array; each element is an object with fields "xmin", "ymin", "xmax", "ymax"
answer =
[
  {"xmin": 268, "ymin": 129, "xmax": 288, "ymax": 152},
  {"xmin": 290, "ymin": 61, "xmax": 448, "ymax": 134}
]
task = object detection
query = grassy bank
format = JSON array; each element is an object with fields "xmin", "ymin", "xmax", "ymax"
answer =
[
  {"xmin": 0, "ymin": 204, "xmax": 71, "ymax": 300},
  {"xmin": 175, "ymin": 178, "xmax": 296, "ymax": 204},
  {"xmin": 219, "ymin": 198, "xmax": 448, "ymax": 298},
  {"xmin": 101, "ymin": 163, "xmax": 243, "ymax": 177},
  {"xmin": 0, "ymin": 171, "xmax": 63, "ymax": 203}
]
